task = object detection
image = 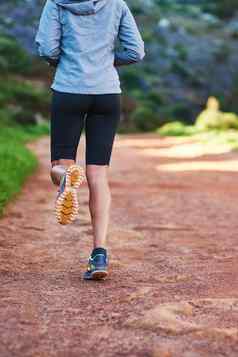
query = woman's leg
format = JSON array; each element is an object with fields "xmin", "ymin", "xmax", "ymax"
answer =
[
  {"xmin": 85, "ymin": 94, "xmax": 121, "ymax": 250},
  {"xmin": 83, "ymin": 94, "xmax": 121, "ymax": 280},
  {"xmin": 86, "ymin": 165, "xmax": 111, "ymax": 249},
  {"xmin": 49, "ymin": 91, "xmax": 90, "ymax": 225},
  {"xmin": 49, "ymin": 90, "xmax": 90, "ymax": 186}
]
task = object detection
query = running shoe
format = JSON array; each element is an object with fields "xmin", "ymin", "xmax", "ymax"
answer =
[
  {"xmin": 83, "ymin": 253, "xmax": 109, "ymax": 280},
  {"xmin": 55, "ymin": 164, "xmax": 85, "ymax": 225}
]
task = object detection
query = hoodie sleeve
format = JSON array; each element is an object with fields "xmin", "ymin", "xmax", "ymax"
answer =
[
  {"xmin": 35, "ymin": 0, "xmax": 61, "ymax": 67},
  {"xmin": 114, "ymin": 1, "xmax": 145, "ymax": 67}
]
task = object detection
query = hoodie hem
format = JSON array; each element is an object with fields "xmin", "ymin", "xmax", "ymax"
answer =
[{"xmin": 51, "ymin": 83, "xmax": 122, "ymax": 94}]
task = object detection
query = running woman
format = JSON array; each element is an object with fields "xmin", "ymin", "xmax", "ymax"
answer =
[{"xmin": 35, "ymin": 0, "xmax": 145, "ymax": 280}]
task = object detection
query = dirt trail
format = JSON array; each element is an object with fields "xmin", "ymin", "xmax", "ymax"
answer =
[{"xmin": 1, "ymin": 133, "xmax": 238, "ymax": 357}]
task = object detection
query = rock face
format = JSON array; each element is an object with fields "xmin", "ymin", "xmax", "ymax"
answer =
[{"xmin": 1, "ymin": 0, "xmax": 238, "ymax": 121}]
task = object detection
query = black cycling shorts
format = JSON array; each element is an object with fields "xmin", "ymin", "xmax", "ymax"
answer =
[{"xmin": 50, "ymin": 90, "xmax": 121, "ymax": 165}]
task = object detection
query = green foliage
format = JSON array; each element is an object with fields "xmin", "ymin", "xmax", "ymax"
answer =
[
  {"xmin": 121, "ymin": 67, "xmax": 143, "ymax": 90},
  {"xmin": 195, "ymin": 109, "xmax": 238, "ymax": 130},
  {"xmin": 119, "ymin": 1, "xmax": 238, "ymax": 131},
  {"xmin": 0, "ymin": 32, "xmax": 50, "ymax": 126},
  {"xmin": 214, "ymin": 43, "xmax": 231, "ymax": 63},
  {"xmin": 208, "ymin": 0, "xmax": 238, "ymax": 19},
  {"xmin": 0, "ymin": 77, "xmax": 50, "ymax": 120},
  {"xmin": 169, "ymin": 103, "xmax": 192, "ymax": 122},
  {"xmin": 170, "ymin": 60, "xmax": 190, "ymax": 78},
  {"xmin": 198, "ymin": 112, "xmax": 238, "ymax": 130},
  {"xmin": 0, "ymin": 34, "xmax": 31, "ymax": 74},
  {"xmin": 195, "ymin": 130, "xmax": 238, "ymax": 150},
  {"xmin": 157, "ymin": 97, "xmax": 238, "ymax": 143},
  {"xmin": 158, "ymin": 121, "xmax": 196, "ymax": 136},
  {"xmin": 0, "ymin": 29, "xmax": 50, "ymax": 214},
  {"xmin": 0, "ymin": 117, "xmax": 49, "ymax": 215},
  {"xmin": 128, "ymin": 0, "xmax": 145, "ymax": 16},
  {"xmin": 128, "ymin": 88, "xmax": 167, "ymax": 131},
  {"xmin": 131, "ymin": 104, "xmax": 160, "ymax": 132},
  {"xmin": 174, "ymin": 43, "xmax": 188, "ymax": 62},
  {"xmin": 145, "ymin": 90, "xmax": 164, "ymax": 106},
  {"xmin": 157, "ymin": 102, "xmax": 193, "ymax": 123},
  {"xmin": 141, "ymin": 29, "xmax": 154, "ymax": 43},
  {"xmin": 226, "ymin": 73, "xmax": 238, "ymax": 114},
  {"xmin": 0, "ymin": 32, "xmax": 50, "ymax": 214}
]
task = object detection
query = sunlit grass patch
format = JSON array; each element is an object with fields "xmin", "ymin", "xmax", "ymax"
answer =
[
  {"xmin": 157, "ymin": 121, "xmax": 197, "ymax": 137},
  {"xmin": 158, "ymin": 123, "xmax": 238, "ymax": 152},
  {"xmin": 193, "ymin": 130, "xmax": 238, "ymax": 150},
  {"xmin": 157, "ymin": 97, "xmax": 238, "ymax": 151}
]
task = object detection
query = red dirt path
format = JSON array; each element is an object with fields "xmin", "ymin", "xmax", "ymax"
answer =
[{"xmin": 0, "ymin": 134, "xmax": 238, "ymax": 357}]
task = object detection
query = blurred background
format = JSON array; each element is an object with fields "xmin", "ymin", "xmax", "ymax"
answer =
[{"xmin": 0, "ymin": 0, "xmax": 238, "ymax": 212}]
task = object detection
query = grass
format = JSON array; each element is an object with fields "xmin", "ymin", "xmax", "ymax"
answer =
[
  {"xmin": 157, "ymin": 121, "xmax": 197, "ymax": 136},
  {"xmin": 0, "ymin": 34, "xmax": 51, "ymax": 215},
  {"xmin": 193, "ymin": 130, "xmax": 238, "ymax": 150},
  {"xmin": 157, "ymin": 121, "xmax": 238, "ymax": 151},
  {"xmin": 0, "ymin": 119, "xmax": 49, "ymax": 216}
]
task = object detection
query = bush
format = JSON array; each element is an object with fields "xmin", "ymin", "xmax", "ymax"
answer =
[
  {"xmin": 213, "ymin": 0, "xmax": 238, "ymax": 19},
  {"xmin": 174, "ymin": 43, "xmax": 188, "ymax": 62},
  {"xmin": 121, "ymin": 67, "xmax": 144, "ymax": 91},
  {"xmin": 0, "ymin": 77, "xmax": 50, "ymax": 117},
  {"xmin": 170, "ymin": 61, "xmax": 190, "ymax": 78},
  {"xmin": 157, "ymin": 101, "xmax": 193, "ymax": 123},
  {"xmin": 0, "ymin": 136, "xmax": 37, "ymax": 215},
  {"xmin": 214, "ymin": 43, "xmax": 231, "ymax": 63},
  {"xmin": 196, "ymin": 111, "xmax": 238, "ymax": 130},
  {"xmin": 132, "ymin": 105, "xmax": 160, "ymax": 132},
  {"xmin": 146, "ymin": 90, "xmax": 164, "ymax": 106},
  {"xmin": 0, "ymin": 117, "xmax": 49, "ymax": 215},
  {"xmin": 157, "ymin": 121, "xmax": 196, "ymax": 136},
  {"xmin": 195, "ymin": 97, "xmax": 238, "ymax": 130},
  {"xmin": 0, "ymin": 34, "xmax": 31, "ymax": 74}
]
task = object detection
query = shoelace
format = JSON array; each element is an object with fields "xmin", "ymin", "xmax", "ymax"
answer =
[{"xmin": 87, "ymin": 254, "xmax": 107, "ymax": 271}]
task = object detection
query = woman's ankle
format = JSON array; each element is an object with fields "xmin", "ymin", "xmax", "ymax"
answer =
[{"xmin": 91, "ymin": 246, "xmax": 107, "ymax": 257}]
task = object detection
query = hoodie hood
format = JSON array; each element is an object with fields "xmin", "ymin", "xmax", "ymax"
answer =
[{"xmin": 54, "ymin": 0, "xmax": 108, "ymax": 15}]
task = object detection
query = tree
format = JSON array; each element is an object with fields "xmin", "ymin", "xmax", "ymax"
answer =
[{"xmin": 203, "ymin": 0, "xmax": 238, "ymax": 18}]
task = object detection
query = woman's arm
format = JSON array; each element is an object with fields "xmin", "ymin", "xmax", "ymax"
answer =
[
  {"xmin": 114, "ymin": 1, "xmax": 145, "ymax": 67},
  {"xmin": 35, "ymin": 0, "xmax": 61, "ymax": 67}
]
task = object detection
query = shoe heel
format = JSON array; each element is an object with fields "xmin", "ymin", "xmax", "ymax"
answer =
[
  {"xmin": 91, "ymin": 270, "xmax": 108, "ymax": 280},
  {"xmin": 66, "ymin": 164, "xmax": 85, "ymax": 189}
]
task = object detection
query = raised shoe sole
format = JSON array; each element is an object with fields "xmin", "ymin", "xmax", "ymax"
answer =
[{"xmin": 55, "ymin": 164, "xmax": 85, "ymax": 225}]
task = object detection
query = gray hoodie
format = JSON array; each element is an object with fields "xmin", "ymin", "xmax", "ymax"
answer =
[{"xmin": 35, "ymin": 0, "xmax": 145, "ymax": 94}]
